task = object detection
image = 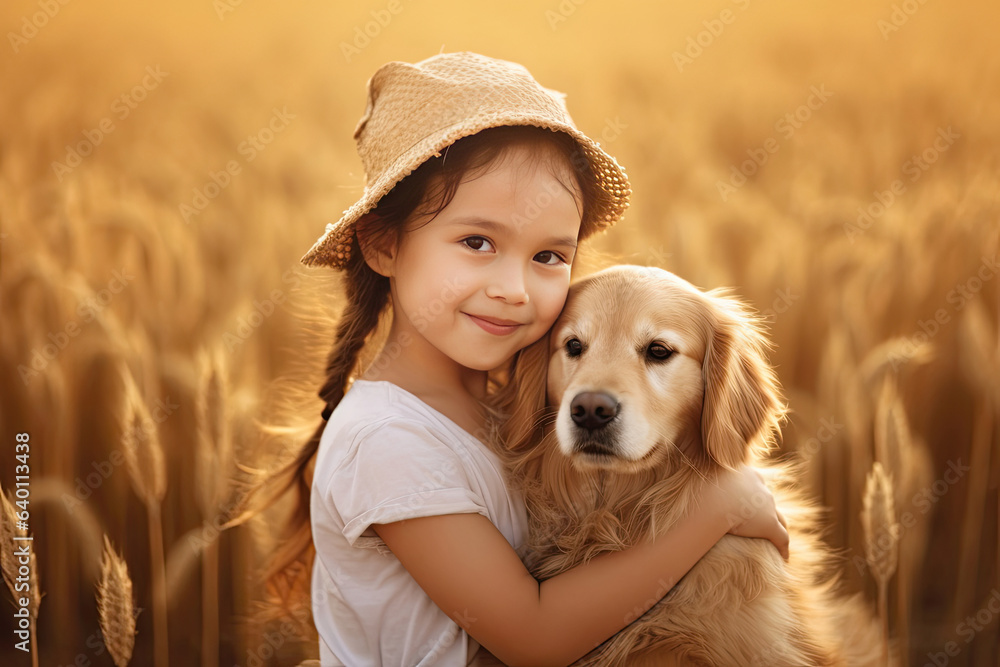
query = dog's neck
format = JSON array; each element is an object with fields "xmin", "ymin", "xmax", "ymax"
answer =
[{"xmin": 517, "ymin": 429, "xmax": 719, "ymax": 547}]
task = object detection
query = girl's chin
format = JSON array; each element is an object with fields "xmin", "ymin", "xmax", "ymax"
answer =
[
  {"xmin": 457, "ymin": 358, "xmax": 509, "ymax": 373},
  {"xmin": 453, "ymin": 348, "xmax": 520, "ymax": 374}
]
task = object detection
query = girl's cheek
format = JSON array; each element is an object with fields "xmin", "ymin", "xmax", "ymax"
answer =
[{"xmin": 542, "ymin": 293, "xmax": 570, "ymax": 329}]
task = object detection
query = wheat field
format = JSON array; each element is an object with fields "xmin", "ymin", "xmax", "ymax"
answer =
[{"xmin": 1, "ymin": 0, "xmax": 998, "ymax": 665}]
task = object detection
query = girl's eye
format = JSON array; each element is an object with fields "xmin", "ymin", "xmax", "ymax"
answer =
[
  {"xmin": 534, "ymin": 250, "xmax": 566, "ymax": 266},
  {"xmin": 462, "ymin": 236, "xmax": 494, "ymax": 252}
]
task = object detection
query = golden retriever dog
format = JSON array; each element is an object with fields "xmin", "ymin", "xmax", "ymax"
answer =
[{"xmin": 486, "ymin": 265, "xmax": 883, "ymax": 666}]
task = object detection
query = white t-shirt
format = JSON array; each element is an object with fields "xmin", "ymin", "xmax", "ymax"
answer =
[{"xmin": 311, "ymin": 379, "xmax": 529, "ymax": 666}]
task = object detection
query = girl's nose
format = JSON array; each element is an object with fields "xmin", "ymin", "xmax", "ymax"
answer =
[{"xmin": 485, "ymin": 263, "xmax": 529, "ymax": 305}]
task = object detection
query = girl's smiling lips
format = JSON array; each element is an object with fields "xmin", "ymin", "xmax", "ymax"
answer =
[{"xmin": 464, "ymin": 313, "xmax": 524, "ymax": 335}]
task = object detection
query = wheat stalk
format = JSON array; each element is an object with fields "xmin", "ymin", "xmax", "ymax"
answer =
[
  {"xmin": 118, "ymin": 365, "xmax": 169, "ymax": 667},
  {"xmin": 873, "ymin": 376, "xmax": 931, "ymax": 666},
  {"xmin": 97, "ymin": 534, "xmax": 136, "ymax": 667},
  {"xmin": 863, "ymin": 462, "xmax": 898, "ymax": 666},
  {"xmin": 955, "ymin": 302, "xmax": 998, "ymax": 626},
  {"xmin": 195, "ymin": 347, "xmax": 233, "ymax": 667},
  {"xmin": 1, "ymin": 482, "xmax": 42, "ymax": 667}
]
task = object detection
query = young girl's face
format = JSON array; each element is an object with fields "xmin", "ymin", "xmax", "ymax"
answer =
[{"xmin": 379, "ymin": 142, "xmax": 583, "ymax": 376}]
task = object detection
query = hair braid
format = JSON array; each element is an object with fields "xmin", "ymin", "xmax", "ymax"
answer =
[{"xmin": 258, "ymin": 241, "xmax": 390, "ymax": 624}]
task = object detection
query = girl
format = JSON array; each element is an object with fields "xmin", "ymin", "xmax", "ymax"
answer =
[{"xmin": 269, "ymin": 52, "xmax": 788, "ymax": 666}]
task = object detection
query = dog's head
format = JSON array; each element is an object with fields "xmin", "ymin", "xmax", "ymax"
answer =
[{"xmin": 502, "ymin": 265, "xmax": 784, "ymax": 475}]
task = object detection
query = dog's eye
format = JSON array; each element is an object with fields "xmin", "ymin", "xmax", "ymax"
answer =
[
  {"xmin": 647, "ymin": 342, "xmax": 674, "ymax": 361},
  {"xmin": 565, "ymin": 338, "xmax": 583, "ymax": 357}
]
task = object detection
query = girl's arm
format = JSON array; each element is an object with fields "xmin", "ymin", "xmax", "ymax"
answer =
[{"xmin": 373, "ymin": 465, "xmax": 787, "ymax": 667}]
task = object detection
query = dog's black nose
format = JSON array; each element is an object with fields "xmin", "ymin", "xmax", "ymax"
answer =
[{"xmin": 570, "ymin": 392, "xmax": 619, "ymax": 430}]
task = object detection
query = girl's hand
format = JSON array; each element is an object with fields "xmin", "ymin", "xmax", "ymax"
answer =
[{"xmin": 709, "ymin": 465, "xmax": 790, "ymax": 560}]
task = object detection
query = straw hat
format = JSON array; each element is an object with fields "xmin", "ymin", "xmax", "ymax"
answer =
[{"xmin": 300, "ymin": 51, "xmax": 631, "ymax": 269}]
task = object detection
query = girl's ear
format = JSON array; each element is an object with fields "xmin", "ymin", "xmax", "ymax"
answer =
[
  {"xmin": 700, "ymin": 291, "xmax": 785, "ymax": 469},
  {"xmin": 356, "ymin": 213, "xmax": 398, "ymax": 277}
]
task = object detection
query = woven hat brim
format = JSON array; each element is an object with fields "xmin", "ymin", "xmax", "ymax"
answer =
[{"xmin": 299, "ymin": 117, "xmax": 629, "ymax": 269}]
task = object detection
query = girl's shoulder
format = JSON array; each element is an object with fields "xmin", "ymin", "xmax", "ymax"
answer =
[
  {"xmin": 318, "ymin": 379, "xmax": 482, "ymax": 471},
  {"xmin": 324, "ymin": 379, "xmax": 430, "ymax": 439},
  {"xmin": 330, "ymin": 379, "xmax": 452, "ymax": 429}
]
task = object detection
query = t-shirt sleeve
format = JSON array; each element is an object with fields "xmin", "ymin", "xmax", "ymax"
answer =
[{"xmin": 325, "ymin": 419, "xmax": 488, "ymax": 548}]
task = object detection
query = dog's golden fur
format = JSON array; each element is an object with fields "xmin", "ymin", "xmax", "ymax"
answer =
[{"xmin": 486, "ymin": 265, "xmax": 883, "ymax": 666}]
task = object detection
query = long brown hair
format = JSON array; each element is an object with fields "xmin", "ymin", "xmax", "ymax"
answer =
[{"xmin": 230, "ymin": 125, "xmax": 606, "ymax": 630}]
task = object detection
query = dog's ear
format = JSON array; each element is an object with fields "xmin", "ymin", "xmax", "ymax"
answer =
[
  {"xmin": 701, "ymin": 291, "xmax": 785, "ymax": 469},
  {"xmin": 494, "ymin": 334, "xmax": 552, "ymax": 454}
]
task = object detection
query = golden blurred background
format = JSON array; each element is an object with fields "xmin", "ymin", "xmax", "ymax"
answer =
[{"xmin": 1, "ymin": 0, "xmax": 998, "ymax": 665}]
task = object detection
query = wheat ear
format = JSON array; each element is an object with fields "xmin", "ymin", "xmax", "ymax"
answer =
[{"xmin": 97, "ymin": 534, "xmax": 137, "ymax": 667}]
